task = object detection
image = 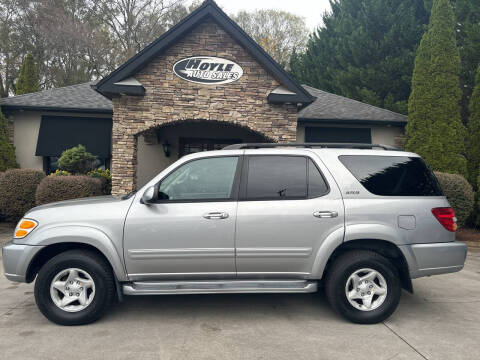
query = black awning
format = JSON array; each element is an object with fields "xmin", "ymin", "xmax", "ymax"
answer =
[{"xmin": 35, "ymin": 115, "xmax": 112, "ymax": 158}]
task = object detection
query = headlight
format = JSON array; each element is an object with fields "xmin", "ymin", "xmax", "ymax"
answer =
[{"xmin": 14, "ymin": 219, "xmax": 38, "ymax": 239}]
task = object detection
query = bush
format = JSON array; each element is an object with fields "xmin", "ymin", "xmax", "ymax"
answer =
[
  {"xmin": 0, "ymin": 169, "xmax": 45, "ymax": 222},
  {"xmin": 58, "ymin": 145, "xmax": 96, "ymax": 174},
  {"xmin": 434, "ymin": 172, "xmax": 474, "ymax": 227},
  {"xmin": 50, "ymin": 169, "xmax": 71, "ymax": 176},
  {"xmin": 35, "ymin": 175, "xmax": 102, "ymax": 206},
  {"xmin": 87, "ymin": 168, "xmax": 111, "ymax": 195},
  {"xmin": 0, "ymin": 109, "xmax": 19, "ymax": 171}
]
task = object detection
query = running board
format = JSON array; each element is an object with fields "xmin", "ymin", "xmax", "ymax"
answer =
[{"xmin": 122, "ymin": 279, "xmax": 318, "ymax": 295}]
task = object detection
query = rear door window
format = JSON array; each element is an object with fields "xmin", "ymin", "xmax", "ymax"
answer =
[
  {"xmin": 246, "ymin": 156, "xmax": 307, "ymax": 200},
  {"xmin": 244, "ymin": 156, "xmax": 329, "ymax": 200},
  {"xmin": 339, "ymin": 155, "xmax": 443, "ymax": 196}
]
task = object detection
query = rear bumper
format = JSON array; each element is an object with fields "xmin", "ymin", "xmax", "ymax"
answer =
[
  {"xmin": 399, "ymin": 241, "xmax": 467, "ymax": 279},
  {"xmin": 2, "ymin": 241, "xmax": 44, "ymax": 282}
]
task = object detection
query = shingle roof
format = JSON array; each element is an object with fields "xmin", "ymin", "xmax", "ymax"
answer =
[
  {"xmin": 299, "ymin": 85, "xmax": 407, "ymax": 124},
  {"xmin": 0, "ymin": 82, "xmax": 407, "ymax": 125},
  {"xmin": 0, "ymin": 82, "xmax": 112, "ymax": 113}
]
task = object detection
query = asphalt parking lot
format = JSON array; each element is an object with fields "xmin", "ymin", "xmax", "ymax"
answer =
[{"xmin": 1, "ymin": 225, "xmax": 479, "ymax": 360}]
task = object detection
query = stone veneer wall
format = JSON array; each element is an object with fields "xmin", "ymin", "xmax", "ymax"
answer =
[{"xmin": 111, "ymin": 20, "xmax": 298, "ymax": 194}]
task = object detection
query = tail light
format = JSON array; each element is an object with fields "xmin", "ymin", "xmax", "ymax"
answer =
[{"xmin": 431, "ymin": 207, "xmax": 457, "ymax": 232}]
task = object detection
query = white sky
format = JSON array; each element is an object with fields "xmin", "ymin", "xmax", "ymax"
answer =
[{"xmin": 190, "ymin": 0, "xmax": 332, "ymax": 30}]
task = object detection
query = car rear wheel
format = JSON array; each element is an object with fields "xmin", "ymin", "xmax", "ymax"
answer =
[
  {"xmin": 34, "ymin": 250, "xmax": 115, "ymax": 325},
  {"xmin": 325, "ymin": 250, "xmax": 401, "ymax": 324}
]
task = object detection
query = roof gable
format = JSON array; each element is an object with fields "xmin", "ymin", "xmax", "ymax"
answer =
[
  {"xmin": 94, "ymin": 0, "xmax": 313, "ymax": 104},
  {"xmin": 299, "ymin": 85, "xmax": 407, "ymax": 125}
]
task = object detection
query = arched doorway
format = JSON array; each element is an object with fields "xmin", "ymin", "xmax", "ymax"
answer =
[{"xmin": 135, "ymin": 119, "xmax": 273, "ymax": 188}]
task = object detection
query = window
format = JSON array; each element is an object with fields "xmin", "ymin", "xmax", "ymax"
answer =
[
  {"xmin": 158, "ymin": 157, "xmax": 239, "ymax": 201},
  {"xmin": 305, "ymin": 127, "xmax": 372, "ymax": 143},
  {"xmin": 245, "ymin": 156, "xmax": 309, "ymax": 200},
  {"xmin": 339, "ymin": 155, "xmax": 443, "ymax": 196},
  {"xmin": 308, "ymin": 159, "xmax": 329, "ymax": 197},
  {"xmin": 179, "ymin": 138, "xmax": 240, "ymax": 157}
]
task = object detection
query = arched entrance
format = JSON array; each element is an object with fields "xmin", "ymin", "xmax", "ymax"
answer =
[{"xmin": 135, "ymin": 119, "xmax": 273, "ymax": 188}]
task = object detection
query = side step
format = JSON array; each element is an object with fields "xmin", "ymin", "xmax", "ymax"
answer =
[{"xmin": 123, "ymin": 279, "xmax": 318, "ymax": 295}]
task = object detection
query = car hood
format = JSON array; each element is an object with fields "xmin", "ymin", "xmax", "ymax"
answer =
[{"xmin": 28, "ymin": 195, "xmax": 123, "ymax": 213}]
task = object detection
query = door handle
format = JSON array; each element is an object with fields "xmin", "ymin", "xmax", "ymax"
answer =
[
  {"xmin": 313, "ymin": 211, "xmax": 338, "ymax": 218},
  {"xmin": 203, "ymin": 212, "xmax": 229, "ymax": 220}
]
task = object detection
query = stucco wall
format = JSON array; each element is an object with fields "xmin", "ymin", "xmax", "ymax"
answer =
[
  {"xmin": 111, "ymin": 19, "xmax": 298, "ymax": 195},
  {"xmin": 9, "ymin": 111, "xmax": 112, "ymax": 171},
  {"xmin": 11, "ymin": 112, "xmax": 43, "ymax": 170},
  {"xmin": 296, "ymin": 122, "xmax": 404, "ymax": 147}
]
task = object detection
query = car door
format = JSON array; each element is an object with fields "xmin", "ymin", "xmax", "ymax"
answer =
[
  {"xmin": 124, "ymin": 155, "xmax": 242, "ymax": 280},
  {"xmin": 235, "ymin": 151, "xmax": 344, "ymax": 278}
]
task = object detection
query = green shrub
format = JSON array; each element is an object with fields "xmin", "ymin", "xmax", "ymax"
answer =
[
  {"xmin": 434, "ymin": 171, "xmax": 474, "ymax": 227},
  {"xmin": 58, "ymin": 145, "xmax": 96, "ymax": 174},
  {"xmin": 87, "ymin": 168, "xmax": 111, "ymax": 195},
  {"xmin": 0, "ymin": 169, "xmax": 45, "ymax": 222},
  {"xmin": 49, "ymin": 169, "xmax": 71, "ymax": 176},
  {"xmin": 0, "ymin": 109, "xmax": 19, "ymax": 171},
  {"xmin": 35, "ymin": 175, "xmax": 102, "ymax": 206}
]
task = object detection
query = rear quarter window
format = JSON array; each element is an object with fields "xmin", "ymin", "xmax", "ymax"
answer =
[{"xmin": 339, "ymin": 155, "xmax": 443, "ymax": 196}]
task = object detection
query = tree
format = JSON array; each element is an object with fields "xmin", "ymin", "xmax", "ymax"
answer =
[
  {"xmin": 58, "ymin": 145, "xmax": 97, "ymax": 174},
  {"xmin": 0, "ymin": 107, "xmax": 18, "ymax": 171},
  {"xmin": 16, "ymin": 53, "xmax": 39, "ymax": 95},
  {"xmin": 467, "ymin": 66, "xmax": 480, "ymax": 185},
  {"xmin": 233, "ymin": 9, "xmax": 309, "ymax": 68},
  {"xmin": 289, "ymin": 0, "xmax": 429, "ymax": 114},
  {"xmin": 455, "ymin": 0, "xmax": 480, "ymax": 123},
  {"xmin": 99, "ymin": 0, "xmax": 184, "ymax": 61},
  {"xmin": 405, "ymin": 0, "xmax": 466, "ymax": 175}
]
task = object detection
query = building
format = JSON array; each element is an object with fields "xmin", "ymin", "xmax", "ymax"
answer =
[{"xmin": 0, "ymin": 0, "xmax": 406, "ymax": 195}]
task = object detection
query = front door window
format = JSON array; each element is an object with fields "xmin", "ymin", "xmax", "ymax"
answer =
[{"xmin": 158, "ymin": 156, "xmax": 239, "ymax": 201}]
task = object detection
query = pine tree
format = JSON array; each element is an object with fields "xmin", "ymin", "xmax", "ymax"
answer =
[
  {"xmin": 0, "ymin": 108, "xmax": 19, "ymax": 171},
  {"xmin": 467, "ymin": 66, "xmax": 480, "ymax": 186},
  {"xmin": 16, "ymin": 53, "xmax": 39, "ymax": 95},
  {"xmin": 405, "ymin": 0, "xmax": 466, "ymax": 175},
  {"xmin": 289, "ymin": 0, "xmax": 429, "ymax": 114},
  {"xmin": 456, "ymin": 0, "xmax": 480, "ymax": 122}
]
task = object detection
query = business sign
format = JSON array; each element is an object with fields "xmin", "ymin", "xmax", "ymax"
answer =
[{"xmin": 173, "ymin": 56, "xmax": 243, "ymax": 85}]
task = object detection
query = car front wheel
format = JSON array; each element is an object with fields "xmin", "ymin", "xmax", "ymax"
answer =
[
  {"xmin": 34, "ymin": 249, "xmax": 115, "ymax": 325},
  {"xmin": 325, "ymin": 250, "xmax": 401, "ymax": 324}
]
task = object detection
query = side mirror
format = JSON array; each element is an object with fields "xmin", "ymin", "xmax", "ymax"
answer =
[{"xmin": 141, "ymin": 186, "xmax": 155, "ymax": 204}]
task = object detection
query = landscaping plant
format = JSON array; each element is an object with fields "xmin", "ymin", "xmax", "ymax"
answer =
[
  {"xmin": 405, "ymin": 0, "xmax": 466, "ymax": 175},
  {"xmin": 434, "ymin": 171, "xmax": 474, "ymax": 227},
  {"xmin": 467, "ymin": 65, "xmax": 480, "ymax": 186},
  {"xmin": 35, "ymin": 175, "xmax": 102, "ymax": 206},
  {"xmin": 0, "ymin": 108, "xmax": 19, "ymax": 172},
  {"xmin": 0, "ymin": 169, "xmax": 45, "ymax": 222},
  {"xmin": 57, "ymin": 144, "xmax": 96, "ymax": 174},
  {"xmin": 87, "ymin": 168, "xmax": 112, "ymax": 195}
]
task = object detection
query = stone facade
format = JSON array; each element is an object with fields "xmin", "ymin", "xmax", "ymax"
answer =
[{"xmin": 111, "ymin": 20, "xmax": 298, "ymax": 194}]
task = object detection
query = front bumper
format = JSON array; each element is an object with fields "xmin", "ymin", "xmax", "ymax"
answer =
[
  {"xmin": 2, "ymin": 241, "xmax": 44, "ymax": 282},
  {"xmin": 399, "ymin": 241, "xmax": 467, "ymax": 279}
]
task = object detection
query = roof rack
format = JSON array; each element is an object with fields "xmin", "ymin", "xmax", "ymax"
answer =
[{"xmin": 223, "ymin": 143, "xmax": 400, "ymax": 151}]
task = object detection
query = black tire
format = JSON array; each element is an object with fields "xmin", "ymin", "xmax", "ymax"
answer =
[
  {"xmin": 34, "ymin": 250, "xmax": 115, "ymax": 326},
  {"xmin": 325, "ymin": 250, "xmax": 401, "ymax": 324}
]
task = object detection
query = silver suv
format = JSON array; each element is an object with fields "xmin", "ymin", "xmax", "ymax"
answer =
[{"xmin": 2, "ymin": 143, "xmax": 467, "ymax": 325}]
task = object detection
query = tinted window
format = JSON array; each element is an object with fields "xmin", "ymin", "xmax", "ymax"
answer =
[
  {"xmin": 308, "ymin": 159, "xmax": 329, "ymax": 197},
  {"xmin": 339, "ymin": 155, "xmax": 443, "ymax": 196},
  {"xmin": 246, "ymin": 156, "xmax": 307, "ymax": 200},
  {"xmin": 158, "ymin": 157, "xmax": 238, "ymax": 201}
]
